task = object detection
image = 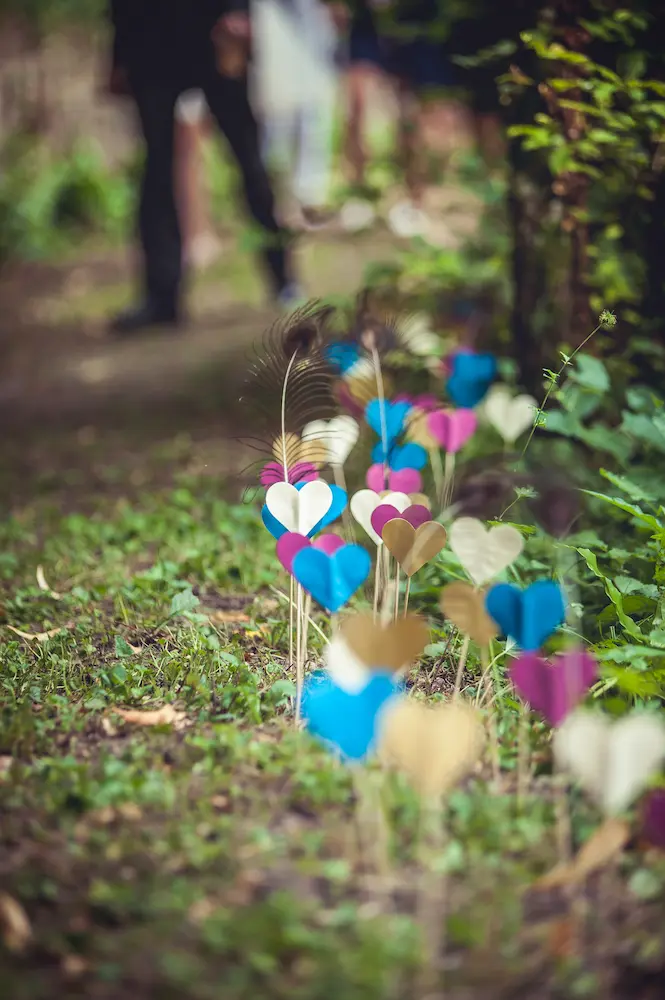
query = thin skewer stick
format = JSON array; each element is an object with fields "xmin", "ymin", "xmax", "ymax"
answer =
[
  {"xmin": 403, "ymin": 578, "xmax": 411, "ymax": 618},
  {"xmin": 452, "ymin": 634, "xmax": 470, "ymax": 699},
  {"xmin": 393, "ymin": 566, "xmax": 400, "ymax": 623}
]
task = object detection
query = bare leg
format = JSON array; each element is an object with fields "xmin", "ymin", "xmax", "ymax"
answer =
[
  {"xmin": 395, "ymin": 79, "xmax": 425, "ymax": 207},
  {"xmin": 345, "ymin": 65, "xmax": 372, "ymax": 189},
  {"xmin": 174, "ymin": 102, "xmax": 219, "ymax": 267}
]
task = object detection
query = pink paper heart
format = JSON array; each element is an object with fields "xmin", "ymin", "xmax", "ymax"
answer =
[
  {"xmin": 260, "ymin": 462, "xmax": 318, "ymax": 486},
  {"xmin": 371, "ymin": 503, "xmax": 432, "ymax": 539},
  {"xmin": 313, "ymin": 533, "xmax": 345, "ymax": 555},
  {"xmin": 510, "ymin": 649, "xmax": 598, "ymax": 727},
  {"xmin": 428, "ymin": 408, "xmax": 477, "ymax": 453},
  {"xmin": 276, "ymin": 532, "xmax": 311, "ymax": 573},
  {"xmin": 366, "ymin": 464, "xmax": 422, "ymax": 494}
]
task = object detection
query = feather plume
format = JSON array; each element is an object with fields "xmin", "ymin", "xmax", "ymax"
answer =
[{"xmin": 238, "ymin": 301, "xmax": 339, "ymax": 480}]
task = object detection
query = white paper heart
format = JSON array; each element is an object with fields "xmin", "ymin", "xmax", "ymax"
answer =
[
  {"xmin": 266, "ymin": 480, "xmax": 333, "ymax": 536},
  {"xmin": 350, "ymin": 489, "xmax": 409, "ymax": 546},
  {"xmin": 554, "ymin": 710, "xmax": 665, "ymax": 816},
  {"xmin": 483, "ymin": 386, "xmax": 538, "ymax": 445},
  {"xmin": 302, "ymin": 416, "xmax": 360, "ymax": 467},
  {"xmin": 449, "ymin": 517, "xmax": 524, "ymax": 587},
  {"xmin": 325, "ymin": 636, "xmax": 369, "ymax": 694}
]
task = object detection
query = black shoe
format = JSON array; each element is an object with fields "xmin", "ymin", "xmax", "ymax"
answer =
[{"xmin": 109, "ymin": 301, "xmax": 181, "ymax": 336}]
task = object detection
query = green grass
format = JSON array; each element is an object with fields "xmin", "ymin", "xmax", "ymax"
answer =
[{"xmin": 2, "ymin": 464, "xmax": 665, "ymax": 1000}]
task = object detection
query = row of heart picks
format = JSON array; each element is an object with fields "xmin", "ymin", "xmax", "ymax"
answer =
[{"xmin": 302, "ymin": 618, "xmax": 665, "ymax": 821}]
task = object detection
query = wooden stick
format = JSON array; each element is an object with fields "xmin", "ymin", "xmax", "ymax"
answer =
[
  {"xmin": 415, "ymin": 794, "xmax": 447, "ymax": 998},
  {"xmin": 372, "ymin": 544, "xmax": 381, "ymax": 622},
  {"xmin": 479, "ymin": 647, "xmax": 501, "ymax": 787},
  {"xmin": 452, "ymin": 634, "xmax": 470, "ymax": 699},
  {"xmin": 333, "ymin": 463, "xmax": 354, "ymax": 543},
  {"xmin": 442, "ymin": 451, "xmax": 456, "ymax": 510},
  {"xmin": 295, "ymin": 584, "xmax": 304, "ymax": 725},
  {"xmin": 430, "ymin": 447, "xmax": 445, "ymax": 512},
  {"xmin": 288, "ymin": 575, "xmax": 294, "ymax": 666},
  {"xmin": 393, "ymin": 566, "xmax": 400, "ymax": 623},
  {"xmin": 516, "ymin": 700, "xmax": 530, "ymax": 809},
  {"xmin": 403, "ymin": 578, "xmax": 411, "ymax": 618}
]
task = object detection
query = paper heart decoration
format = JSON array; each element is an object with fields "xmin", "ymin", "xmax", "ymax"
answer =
[
  {"xmin": 365, "ymin": 398, "xmax": 412, "ymax": 443},
  {"xmin": 345, "ymin": 372, "xmax": 395, "ymax": 410},
  {"xmin": 447, "ymin": 353, "xmax": 497, "ymax": 409},
  {"xmin": 371, "ymin": 441, "xmax": 428, "ymax": 471},
  {"xmin": 371, "ymin": 503, "xmax": 431, "ymax": 539},
  {"xmin": 349, "ymin": 489, "xmax": 410, "ymax": 545},
  {"xmin": 483, "ymin": 386, "xmax": 537, "ymax": 444},
  {"xmin": 340, "ymin": 613, "xmax": 430, "ymax": 672},
  {"xmin": 271, "ymin": 432, "xmax": 327, "ymax": 469},
  {"xmin": 382, "ymin": 520, "xmax": 448, "ymax": 577},
  {"xmin": 276, "ymin": 532, "xmax": 310, "ymax": 573},
  {"xmin": 313, "ymin": 533, "xmax": 345, "ymax": 556},
  {"xmin": 260, "ymin": 461, "xmax": 318, "ymax": 486},
  {"xmin": 378, "ymin": 699, "xmax": 485, "ymax": 798},
  {"xmin": 292, "ymin": 544, "xmax": 371, "ymax": 612},
  {"xmin": 642, "ymin": 790, "xmax": 665, "ymax": 849},
  {"xmin": 325, "ymin": 341, "xmax": 361, "ymax": 374},
  {"xmin": 449, "ymin": 518, "xmax": 524, "ymax": 587},
  {"xmin": 510, "ymin": 649, "xmax": 598, "ymax": 726},
  {"xmin": 262, "ymin": 481, "xmax": 346, "ymax": 539},
  {"xmin": 302, "ymin": 669, "xmax": 401, "ymax": 761},
  {"xmin": 485, "ymin": 580, "xmax": 565, "ymax": 651},
  {"xmin": 302, "ymin": 416, "xmax": 360, "ymax": 467},
  {"xmin": 334, "ymin": 379, "xmax": 365, "ymax": 419},
  {"xmin": 439, "ymin": 581, "xmax": 498, "ymax": 647},
  {"xmin": 325, "ymin": 636, "xmax": 369, "ymax": 694},
  {"xmin": 553, "ymin": 710, "xmax": 665, "ymax": 815},
  {"xmin": 405, "ymin": 408, "xmax": 439, "ymax": 450},
  {"xmin": 428, "ymin": 409, "xmax": 477, "ymax": 453},
  {"xmin": 366, "ymin": 465, "xmax": 422, "ymax": 495},
  {"xmin": 265, "ymin": 480, "xmax": 333, "ymax": 536}
]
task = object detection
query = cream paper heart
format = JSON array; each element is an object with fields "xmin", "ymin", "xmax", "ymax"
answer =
[
  {"xmin": 324, "ymin": 636, "xmax": 369, "ymax": 694},
  {"xmin": 265, "ymin": 480, "xmax": 333, "ymax": 535},
  {"xmin": 350, "ymin": 489, "xmax": 410, "ymax": 546},
  {"xmin": 378, "ymin": 699, "xmax": 485, "ymax": 799},
  {"xmin": 553, "ymin": 710, "xmax": 665, "ymax": 816},
  {"xmin": 302, "ymin": 416, "xmax": 360, "ymax": 467},
  {"xmin": 483, "ymin": 386, "xmax": 538, "ymax": 445},
  {"xmin": 449, "ymin": 517, "xmax": 523, "ymax": 587}
]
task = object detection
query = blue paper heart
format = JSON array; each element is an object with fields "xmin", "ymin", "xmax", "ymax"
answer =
[
  {"xmin": 447, "ymin": 353, "xmax": 498, "ymax": 408},
  {"xmin": 261, "ymin": 482, "xmax": 347, "ymax": 540},
  {"xmin": 371, "ymin": 440, "xmax": 428, "ymax": 471},
  {"xmin": 485, "ymin": 581, "xmax": 566, "ymax": 651},
  {"xmin": 325, "ymin": 341, "xmax": 360, "ymax": 375},
  {"xmin": 365, "ymin": 399, "xmax": 412, "ymax": 443},
  {"xmin": 302, "ymin": 670, "xmax": 402, "ymax": 760},
  {"xmin": 292, "ymin": 544, "xmax": 371, "ymax": 612}
]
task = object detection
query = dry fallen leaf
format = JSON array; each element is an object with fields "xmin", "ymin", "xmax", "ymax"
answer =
[
  {"xmin": 0, "ymin": 756, "xmax": 12, "ymax": 781},
  {"xmin": 7, "ymin": 623, "xmax": 73, "ymax": 642},
  {"xmin": 61, "ymin": 954, "xmax": 88, "ymax": 978},
  {"xmin": 0, "ymin": 893, "xmax": 32, "ymax": 952},
  {"xmin": 534, "ymin": 817, "xmax": 630, "ymax": 890},
  {"xmin": 208, "ymin": 610, "xmax": 251, "ymax": 625},
  {"xmin": 112, "ymin": 705, "xmax": 185, "ymax": 727},
  {"xmin": 36, "ymin": 565, "xmax": 62, "ymax": 599}
]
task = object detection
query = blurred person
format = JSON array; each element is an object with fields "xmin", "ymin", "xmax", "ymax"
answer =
[
  {"xmin": 341, "ymin": 0, "xmax": 456, "ymax": 238},
  {"xmin": 108, "ymin": 0, "xmax": 298, "ymax": 335},
  {"xmin": 255, "ymin": 0, "xmax": 346, "ymax": 230},
  {"xmin": 174, "ymin": 90, "xmax": 223, "ymax": 270}
]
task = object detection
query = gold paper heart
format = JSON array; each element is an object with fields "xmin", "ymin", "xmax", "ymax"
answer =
[
  {"xmin": 409, "ymin": 493, "xmax": 431, "ymax": 509},
  {"xmin": 345, "ymin": 373, "xmax": 395, "ymax": 407},
  {"xmin": 439, "ymin": 581, "xmax": 498, "ymax": 646},
  {"xmin": 378, "ymin": 699, "xmax": 485, "ymax": 798},
  {"xmin": 382, "ymin": 520, "xmax": 448, "ymax": 577},
  {"xmin": 340, "ymin": 614, "xmax": 430, "ymax": 673},
  {"xmin": 271, "ymin": 433, "xmax": 327, "ymax": 468},
  {"xmin": 405, "ymin": 408, "xmax": 438, "ymax": 450}
]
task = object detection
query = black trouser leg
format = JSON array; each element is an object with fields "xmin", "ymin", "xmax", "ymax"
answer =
[
  {"xmin": 131, "ymin": 81, "xmax": 182, "ymax": 312},
  {"xmin": 202, "ymin": 73, "xmax": 291, "ymax": 294}
]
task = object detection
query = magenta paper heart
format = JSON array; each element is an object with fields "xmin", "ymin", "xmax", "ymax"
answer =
[
  {"xmin": 510, "ymin": 650, "xmax": 598, "ymax": 727},
  {"xmin": 260, "ymin": 462, "xmax": 318, "ymax": 486},
  {"xmin": 276, "ymin": 532, "xmax": 311, "ymax": 573},
  {"xmin": 370, "ymin": 503, "xmax": 432, "ymax": 539},
  {"xmin": 428, "ymin": 409, "xmax": 477, "ymax": 453},
  {"xmin": 366, "ymin": 464, "xmax": 422, "ymax": 494},
  {"xmin": 313, "ymin": 533, "xmax": 345, "ymax": 555}
]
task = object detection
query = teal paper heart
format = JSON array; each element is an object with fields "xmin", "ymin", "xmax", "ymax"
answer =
[
  {"xmin": 292, "ymin": 544, "xmax": 371, "ymax": 612},
  {"xmin": 302, "ymin": 670, "xmax": 402, "ymax": 760},
  {"xmin": 365, "ymin": 399, "xmax": 411, "ymax": 443},
  {"xmin": 485, "ymin": 580, "xmax": 565, "ymax": 651}
]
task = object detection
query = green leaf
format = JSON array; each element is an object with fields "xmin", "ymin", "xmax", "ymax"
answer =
[
  {"xmin": 621, "ymin": 411, "xmax": 665, "ymax": 453},
  {"xmin": 577, "ymin": 548, "xmax": 644, "ymax": 641},
  {"xmin": 114, "ymin": 636, "xmax": 135, "ymax": 658},
  {"xmin": 599, "ymin": 469, "xmax": 657, "ymax": 504},
  {"xmin": 169, "ymin": 588, "xmax": 200, "ymax": 617},
  {"xmin": 582, "ymin": 491, "xmax": 662, "ymax": 532},
  {"xmin": 569, "ymin": 354, "xmax": 610, "ymax": 393},
  {"xmin": 599, "ymin": 645, "xmax": 665, "ymax": 662},
  {"xmin": 629, "ymin": 868, "xmax": 664, "ymax": 901}
]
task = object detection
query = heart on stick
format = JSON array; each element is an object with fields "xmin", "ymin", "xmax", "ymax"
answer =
[
  {"xmin": 370, "ymin": 503, "xmax": 431, "ymax": 539},
  {"xmin": 260, "ymin": 461, "xmax": 318, "ymax": 486},
  {"xmin": 325, "ymin": 636, "xmax": 370, "ymax": 694},
  {"xmin": 428, "ymin": 409, "xmax": 477, "ymax": 453},
  {"xmin": 483, "ymin": 386, "xmax": 538, "ymax": 445},
  {"xmin": 365, "ymin": 398, "xmax": 412, "ymax": 442},
  {"xmin": 449, "ymin": 517, "xmax": 524, "ymax": 587},
  {"xmin": 510, "ymin": 649, "xmax": 598, "ymax": 727},
  {"xmin": 292, "ymin": 544, "xmax": 371, "ymax": 612},
  {"xmin": 366, "ymin": 465, "xmax": 422, "ymax": 495},
  {"xmin": 340, "ymin": 613, "xmax": 430, "ymax": 672},
  {"xmin": 271, "ymin": 432, "xmax": 328, "ymax": 469},
  {"xmin": 405, "ymin": 408, "xmax": 439, "ymax": 450},
  {"xmin": 313, "ymin": 533, "xmax": 345, "ymax": 556},
  {"xmin": 447, "ymin": 353, "xmax": 497, "ymax": 409},
  {"xmin": 265, "ymin": 480, "xmax": 333, "ymax": 536},
  {"xmin": 350, "ymin": 489, "xmax": 411, "ymax": 545},
  {"xmin": 302, "ymin": 669, "xmax": 402, "ymax": 761},
  {"xmin": 485, "ymin": 580, "xmax": 565, "ymax": 651},
  {"xmin": 382, "ymin": 520, "xmax": 448, "ymax": 577},
  {"xmin": 276, "ymin": 532, "xmax": 310, "ymax": 573},
  {"xmin": 378, "ymin": 699, "xmax": 485, "ymax": 798},
  {"xmin": 302, "ymin": 416, "xmax": 360, "ymax": 467},
  {"xmin": 439, "ymin": 581, "xmax": 498, "ymax": 647},
  {"xmin": 371, "ymin": 441, "xmax": 428, "ymax": 471},
  {"xmin": 553, "ymin": 710, "xmax": 665, "ymax": 816}
]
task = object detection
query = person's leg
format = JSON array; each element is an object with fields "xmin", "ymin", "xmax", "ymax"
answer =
[
  {"xmin": 174, "ymin": 90, "xmax": 221, "ymax": 268},
  {"xmin": 112, "ymin": 79, "xmax": 182, "ymax": 331},
  {"xmin": 345, "ymin": 64, "xmax": 372, "ymax": 189},
  {"xmin": 293, "ymin": 90, "xmax": 336, "ymax": 211},
  {"xmin": 395, "ymin": 76, "xmax": 425, "ymax": 207},
  {"xmin": 202, "ymin": 72, "xmax": 293, "ymax": 296}
]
